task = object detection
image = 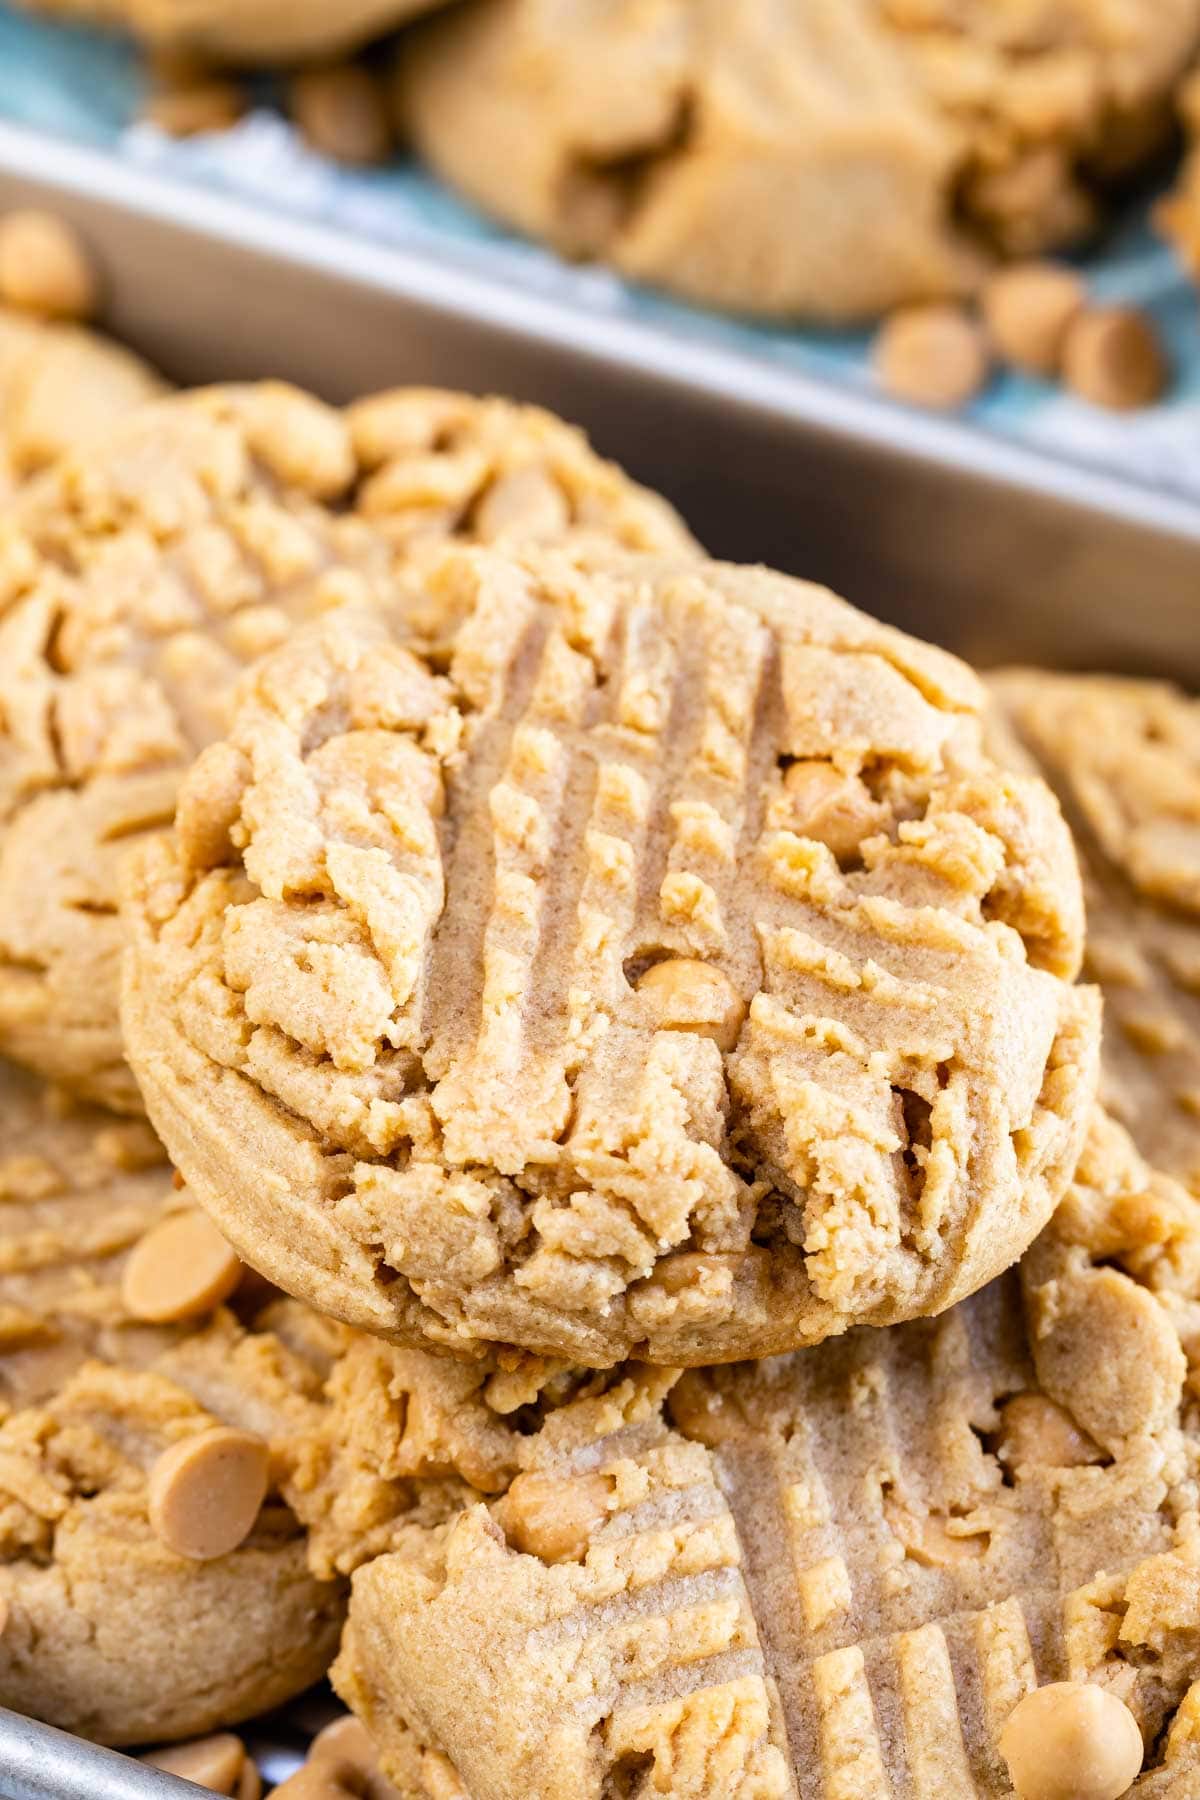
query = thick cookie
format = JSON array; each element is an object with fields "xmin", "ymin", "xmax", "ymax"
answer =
[
  {"xmin": 0, "ymin": 382, "xmax": 692, "ymax": 1112},
  {"xmin": 993, "ymin": 671, "xmax": 1200, "ymax": 1199},
  {"xmin": 330, "ymin": 1109, "xmax": 1200, "ymax": 1798},
  {"xmin": 0, "ymin": 306, "xmax": 164, "ymax": 500},
  {"xmin": 0, "ymin": 1058, "xmax": 347, "ymax": 1744},
  {"xmin": 121, "ymin": 540, "xmax": 1099, "ymax": 1365},
  {"xmin": 397, "ymin": 0, "xmax": 1200, "ymax": 322},
  {"xmin": 25, "ymin": 0, "xmax": 450, "ymax": 65}
]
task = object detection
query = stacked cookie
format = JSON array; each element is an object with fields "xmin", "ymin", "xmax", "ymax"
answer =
[{"xmin": 0, "ymin": 378, "xmax": 1197, "ymax": 1800}]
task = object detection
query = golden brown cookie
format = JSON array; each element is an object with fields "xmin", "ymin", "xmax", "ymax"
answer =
[
  {"xmin": 0, "ymin": 306, "xmax": 164, "ymax": 501},
  {"xmin": 121, "ymin": 539, "xmax": 1098, "ymax": 1365},
  {"xmin": 330, "ymin": 1109, "xmax": 1200, "ymax": 1799},
  {"xmin": 0, "ymin": 382, "xmax": 692, "ymax": 1114},
  {"xmin": 24, "ymin": 0, "xmax": 450, "ymax": 65},
  {"xmin": 397, "ymin": 0, "xmax": 1200, "ymax": 322},
  {"xmin": 0, "ymin": 1055, "xmax": 346, "ymax": 1744},
  {"xmin": 992, "ymin": 671, "xmax": 1200, "ymax": 1199}
]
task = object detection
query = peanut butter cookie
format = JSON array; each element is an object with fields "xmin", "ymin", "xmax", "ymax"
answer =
[
  {"xmin": 25, "ymin": 0, "xmax": 451, "ymax": 66},
  {"xmin": 330, "ymin": 1108, "xmax": 1200, "ymax": 1798},
  {"xmin": 0, "ymin": 383, "xmax": 692, "ymax": 1113},
  {"xmin": 121, "ymin": 540, "xmax": 1098, "ymax": 1365},
  {"xmin": 0, "ymin": 1057, "xmax": 347, "ymax": 1744},
  {"xmin": 0, "ymin": 307, "xmax": 164, "ymax": 501},
  {"xmin": 398, "ymin": 0, "xmax": 1200, "ymax": 322},
  {"xmin": 993, "ymin": 671, "xmax": 1200, "ymax": 1199}
]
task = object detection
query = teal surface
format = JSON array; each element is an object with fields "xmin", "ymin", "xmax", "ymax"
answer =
[{"xmin": 1, "ymin": 3, "xmax": 1199, "ymax": 498}]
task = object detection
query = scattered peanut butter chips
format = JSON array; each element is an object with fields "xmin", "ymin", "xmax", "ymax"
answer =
[
  {"xmin": 122, "ymin": 1209, "xmax": 244, "ymax": 1323},
  {"xmin": 149, "ymin": 1427, "xmax": 270, "ymax": 1561},
  {"xmin": 120, "ymin": 539, "xmax": 1099, "ymax": 1365}
]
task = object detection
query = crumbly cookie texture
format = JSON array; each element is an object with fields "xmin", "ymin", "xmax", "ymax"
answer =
[
  {"xmin": 0, "ymin": 382, "xmax": 692, "ymax": 1113},
  {"xmin": 992, "ymin": 671, "xmax": 1200, "ymax": 1199},
  {"xmin": 397, "ymin": 0, "xmax": 1200, "ymax": 322},
  {"xmin": 0, "ymin": 1055, "xmax": 350, "ymax": 1744},
  {"xmin": 0, "ymin": 306, "xmax": 165, "ymax": 500},
  {"xmin": 121, "ymin": 540, "xmax": 1098, "ymax": 1365},
  {"xmin": 331, "ymin": 1108, "xmax": 1200, "ymax": 1799},
  {"xmin": 23, "ymin": 0, "xmax": 449, "ymax": 65}
]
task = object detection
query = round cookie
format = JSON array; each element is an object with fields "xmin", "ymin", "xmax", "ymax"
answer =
[
  {"xmin": 0, "ymin": 1057, "xmax": 346, "ymax": 1744},
  {"xmin": 328, "ymin": 1109, "xmax": 1200, "ymax": 1799},
  {"xmin": 397, "ymin": 0, "xmax": 1200, "ymax": 322},
  {"xmin": 992, "ymin": 671, "xmax": 1200, "ymax": 1199},
  {"xmin": 120, "ymin": 539, "xmax": 1099, "ymax": 1365},
  {"xmin": 0, "ymin": 307, "xmax": 165, "ymax": 501},
  {"xmin": 26, "ymin": 0, "xmax": 450, "ymax": 66},
  {"xmin": 0, "ymin": 382, "xmax": 693, "ymax": 1113}
]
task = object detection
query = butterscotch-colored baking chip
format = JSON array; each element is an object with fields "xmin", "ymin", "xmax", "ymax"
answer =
[
  {"xmin": 273, "ymin": 1713, "xmax": 414, "ymax": 1798},
  {"xmin": 142, "ymin": 1733, "xmax": 250, "ymax": 1794},
  {"xmin": 120, "ymin": 539, "xmax": 1098, "ymax": 1365},
  {"xmin": 634, "ymin": 958, "xmax": 747, "ymax": 1054},
  {"xmin": 149, "ymin": 1426, "xmax": 270, "ymax": 1561},
  {"xmin": 981, "ymin": 263, "xmax": 1087, "ymax": 377},
  {"xmin": 320, "ymin": 1108, "xmax": 1200, "ymax": 1798},
  {"xmin": 290, "ymin": 64, "xmax": 393, "ymax": 166},
  {"xmin": 0, "ymin": 383, "xmax": 692, "ymax": 1112},
  {"xmin": 999, "ymin": 1682, "xmax": 1144, "ymax": 1800},
  {"xmin": 1062, "ymin": 306, "xmax": 1170, "ymax": 410},
  {"xmin": 0, "ymin": 211, "xmax": 97, "ymax": 322},
  {"xmin": 144, "ymin": 81, "xmax": 247, "ymax": 136},
  {"xmin": 874, "ymin": 303, "xmax": 991, "ymax": 410},
  {"xmin": 121, "ymin": 1209, "xmax": 243, "ymax": 1324}
]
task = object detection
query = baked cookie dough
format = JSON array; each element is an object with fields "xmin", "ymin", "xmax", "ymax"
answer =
[
  {"xmin": 0, "ymin": 382, "xmax": 692, "ymax": 1113},
  {"xmin": 993, "ymin": 671, "xmax": 1200, "ymax": 1198},
  {"xmin": 0, "ymin": 306, "xmax": 165, "ymax": 500},
  {"xmin": 121, "ymin": 540, "xmax": 1099, "ymax": 1365},
  {"xmin": 397, "ymin": 0, "xmax": 1200, "ymax": 322},
  {"xmin": 0, "ymin": 1059, "xmax": 346, "ymax": 1744},
  {"xmin": 331, "ymin": 1108, "xmax": 1200, "ymax": 1798},
  {"xmin": 24, "ymin": 0, "xmax": 450, "ymax": 66}
]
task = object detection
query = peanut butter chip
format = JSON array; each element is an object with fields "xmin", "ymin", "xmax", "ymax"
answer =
[
  {"xmin": 144, "ymin": 81, "xmax": 246, "ymax": 137},
  {"xmin": 981, "ymin": 263, "xmax": 1086, "ymax": 375},
  {"xmin": 1062, "ymin": 306, "xmax": 1169, "ymax": 410},
  {"xmin": 290, "ymin": 64, "xmax": 393, "ymax": 166},
  {"xmin": 874, "ymin": 304, "xmax": 990, "ymax": 410},
  {"xmin": 499, "ymin": 1469, "xmax": 611, "ymax": 1564},
  {"xmin": 999, "ymin": 1682, "xmax": 1143, "ymax": 1800},
  {"xmin": 121, "ymin": 1209, "xmax": 243, "ymax": 1323},
  {"xmin": 148, "ymin": 1427, "xmax": 269, "ymax": 1561},
  {"xmin": 0, "ymin": 210, "xmax": 98, "ymax": 321},
  {"xmin": 997, "ymin": 1393, "xmax": 1101, "ymax": 1471},
  {"xmin": 142, "ymin": 1733, "xmax": 248, "ymax": 1793},
  {"xmin": 636, "ymin": 959, "xmax": 747, "ymax": 1052}
]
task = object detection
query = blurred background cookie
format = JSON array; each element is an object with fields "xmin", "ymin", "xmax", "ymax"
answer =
[
  {"xmin": 20, "ymin": 0, "xmax": 452, "ymax": 67},
  {"xmin": 396, "ymin": 0, "xmax": 1200, "ymax": 322},
  {"xmin": 122, "ymin": 540, "xmax": 1098, "ymax": 1365}
]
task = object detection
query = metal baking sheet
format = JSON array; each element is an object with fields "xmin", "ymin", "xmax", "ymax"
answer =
[
  {"xmin": 0, "ymin": 119, "xmax": 1197, "ymax": 683},
  {"xmin": 0, "ymin": 107, "xmax": 1198, "ymax": 1800}
]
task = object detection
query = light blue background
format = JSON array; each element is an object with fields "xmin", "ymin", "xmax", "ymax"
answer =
[{"xmin": 1, "ymin": 3, "xmax": 1198, "ymax": 499}]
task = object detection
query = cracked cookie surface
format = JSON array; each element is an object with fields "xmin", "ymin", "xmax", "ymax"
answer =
[
  {"xmin": 121, "ymin": 541, "xmax": 1098, "ymax": 1365},
  {"xmin": 0, "ymin": 1056, "xmax": 347, "ymax": 1744},
  {"xmin": 993, "ymin": 671, "xmax": 1200, "ymax": 1200},
  {"xmin": 398, "ymin": 0, "xmax": 1200, "ymax": 322},
  {"xmin": 328, "ymin": 1108, "xmax": 1200, "ymax": 1798},
  {"xmin": 0, "ymin": 382, "xmax": 692, "ymax": 1112}
]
